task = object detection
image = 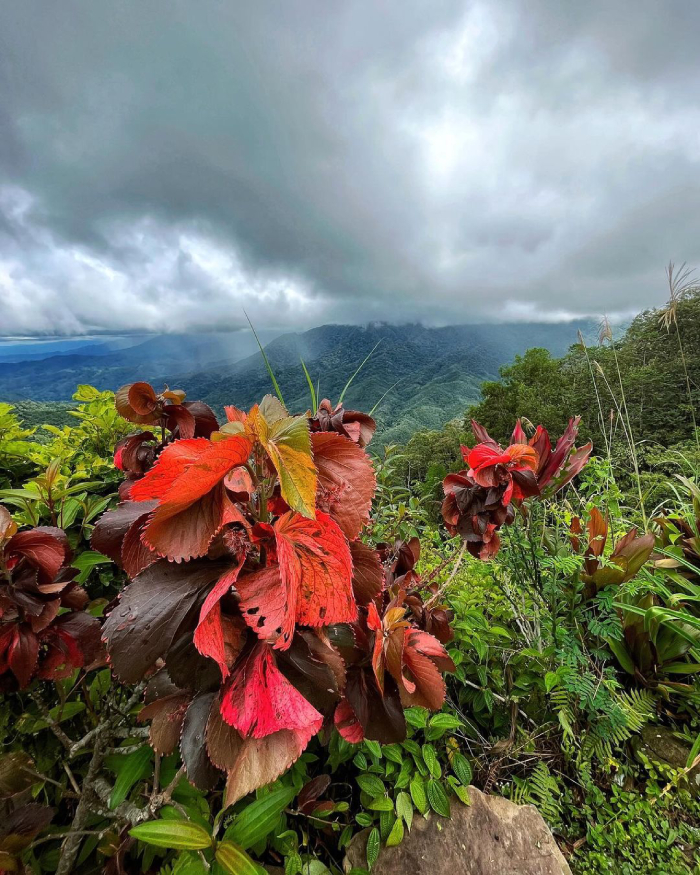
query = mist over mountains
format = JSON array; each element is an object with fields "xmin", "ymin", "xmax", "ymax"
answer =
[{"xmin": 0, "ymin": 321, "xmax": 594, "ymax": 445}]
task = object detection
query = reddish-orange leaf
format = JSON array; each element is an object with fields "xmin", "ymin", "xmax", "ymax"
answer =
[
  {"xmin": 367, "ymin": 602, "xmax": 385, "ymax": 693},
  {"xmin": 193, "ymin": 557, "xmax": 246, "ymax": 678},
  {"xmin": 139, "ymin": 436, "xmax": 252, "ymax": 561},
  {"xmin": 276, "ymin": 511, "xmax": 355, "ymax": 627},
  {"xmin": 236, "ymin": 511, "xmax": 355, "ymax": 649},
  {"xmin": 235, "ymin": 564, "xmax": 294, "ymax": 649},
  {"xmin": 334, "ymin": 697, "xmax": 364, "ymax": 743},
  {"xmin": 312, "ymin": 432, "xmax": 376, "ymax": 540},
  {"xmin": 130, "ymin": 439, "xmax": 210, "ymax": 502},
  {"xmin": 220, "ymin": 643, "xmax": 323, "ymax": 739}
]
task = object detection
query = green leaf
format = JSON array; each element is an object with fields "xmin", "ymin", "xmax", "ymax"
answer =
[
  {"xmin": 426, "ymin": 780, "xmax": 450, "ymax": 817},
  {"xmin": 225, "ymin": 787, "xmax": 295, "ymax": 850},
  {"xmin": 421, "ymin": 744, "xmax": 441, "ymax": 779},
  {"xmin": 394, "ymin": 759, "xmax": 412, "ymax": 790},
  {"xmin": 356, "ymin": 812, "xmax": 373, "ymax": 828},
  {"xmin": 285, "ymin": 850, "xmax": 303, "ymax": 875},
  {"xmin": 428, "ymin": 714, "xmax": 462, "ymax": 731},
  {"xmin": 364, "ymin": 740, "xmax": 382, "ymax": 760},
  {"xmin": 72, "ymin": 550, "xmax": 112, "ymax": 583},
  {"xmin": 687, "ymin": 731, "xmax": 700, "ymax": 770},
  {"xmin": 353, "ymin": 752, "xmax": 368, "ymax": 770},
  {"xmin": 544, "ymin": 672, "xmax": 559, "ymax": 693},
  {"xmin": 605, "ymin": 637, "xmax": 636, "ymax": 676},
  {"xmin": 395, "ymin": 792, "xmax": 413, "ymax": 831},
  {"xmin": 404, "ymin": 708, "xmax": 428, "ymax": 729},
  {"xmin": 251, "ymin": 400, "xmax": 316, "ymax": 518},
  {"xmin": 409, "ymin": 776, "xmax": 427, "ymax": 815},
  {"xmin": 171, "ymin": 852, "xmax": 209, "ymax": 874},
  {"xmin": 382, "ymin": 744, "xmax": 403, "ymax": 765},
  {"xmin": 356, "ymin": 774, "xmax": 385, "ymax": 798},
  {"xmin": 451, "ymin": 752, "xmax": 472, "ymax": 787},
  {"xmin": 108, "ymin": 745, "xmax": 152, "ymax": 809},
  {"xmin": 366, "ymin": 827, "xmax": 380, "ymax": 869},
  {"xmin": 385, "ymin": 817, "xmax": 404, "ymax": 848},
  {"xmin": 215, "ymin": 840, "xmax": 267, "ymax": 875},
  {"xmin": 453, "ymin": 784, "xmax": 471, "ymax": 805},
  {"xmin": 368, "ymin": 797, "xmax": 394, "ymax": 812},
  {"xmin": 19, "ymin": 701, "xmax": 86, "ymax": 733},
  {"xmin": 129, "ymin": 820, "xmax": 212, "ymax": 850},
  {"xmin": 379, "ymin": 811, "xmax": 394, "ymax": 841}
]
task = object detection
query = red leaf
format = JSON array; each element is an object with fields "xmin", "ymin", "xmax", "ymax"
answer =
[
  {"xmin": 349, "ymin": 540, "xmax": 384, "ymax": 606},
  {"xmin": 235, "ymin": 564, "xmax": 293, "ymax": 649},
  {"xmin": 164, "ymin": 404, "xmax": 196, "ymax": 440},
  {"xmin": 312, "ymin": 432, "xmax": 376, "ymax": 540},
  {"xmin": 276, "ymin": 511, "xmax": 355, "ymax": 628},
  {"xmin": 510, "ymin": 419, "xmax": 527, "ymax": 445},
  {"xmin": 236, "ymin": 512, "xmax": 355, "ymax": 650},
  {"xmin": 139, "ymin": 436, "xmax": 252, "ymax": 561},
  {"xmin": 130, "ymin": 439, "xmax": 211, "ymax": 502},
  {"xmin": 399, "ymin": 630, "xmax": 454, "ymax": 711},
  {"xmin": 220, "ymin": 643, "xmax": 323, "ymax": 739},
  {"xmin": 8, "ymin": 626, "xmax": 39, "ymax": 688},
  {"xmin": 334, "ymin": 697, "xmax": 364, "ymax": 743},
  {"xmin": 193, "ymin": 557, "xmax": 246, "ymax": 678},
  {"xmin": 367, "ymin": 602, "xmax": 385, "ymax": 693},
  {"xmin": 470, "ymin": 420, "xmax": 499, "ymax": 449},
  {"xmin": 6, "ymin": 528, "xmax": 68, "ymax": 584},
  {"xmin": 92, "ymin": 501, "xmax": 157, "ymax": 568}
]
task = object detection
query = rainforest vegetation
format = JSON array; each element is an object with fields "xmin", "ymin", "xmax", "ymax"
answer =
[{"xmin": 2, "ymin": 281, "xmax": 700, "ymax": 874}]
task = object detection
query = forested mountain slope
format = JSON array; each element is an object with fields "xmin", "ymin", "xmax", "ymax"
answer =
[{"xmin": 2, "ymin": 321, "xmax": 593, "ymax": 445}]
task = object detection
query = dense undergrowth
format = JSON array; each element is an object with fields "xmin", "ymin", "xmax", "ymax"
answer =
[{"xmin": 2, "ymin": 285, "xmax": 700, "ymax": 874}]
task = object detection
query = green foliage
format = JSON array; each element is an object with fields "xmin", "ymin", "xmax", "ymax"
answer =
[{"xmin": 4, "ymin": 338, "xmax": 700, "ymax": 875}]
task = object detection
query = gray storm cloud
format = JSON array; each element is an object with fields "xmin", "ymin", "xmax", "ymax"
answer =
[{"xmin": 1, "ymin": 0, "xmax": 699, "ymax": 336}]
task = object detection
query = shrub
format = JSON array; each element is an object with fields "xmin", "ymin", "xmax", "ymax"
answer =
[{"xmin": 93, "ymin": 385, "xmax": 455, "ymax": 805}]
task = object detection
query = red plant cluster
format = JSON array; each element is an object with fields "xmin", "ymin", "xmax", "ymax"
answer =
[
  {"xmin": 0, "ymin": 508, "xmax": 102, "ymax": 691},
  {"xmin": 442, "ymin": 418, "xmax": 592, "ymax": 559},
  {"xmin": 95, "ymin": 386, "xmax": 454, "ymax": 804},
  {"xmin": 113, "ymin": 382, "xmax": 219, "ymax": 499}
]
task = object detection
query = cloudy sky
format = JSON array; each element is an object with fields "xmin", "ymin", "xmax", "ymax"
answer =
[{"xmin": 1, "ymin": 1, "xmax": 699, "ymax": 337}]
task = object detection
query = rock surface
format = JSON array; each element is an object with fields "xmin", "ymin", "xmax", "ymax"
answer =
[
  {"xmin": 634, "ymin": 726, "xmax": 700, "ymax": 797},
  {"xmin": 344, "ymin": 786, "xmax": 571, "ymax": 875}
]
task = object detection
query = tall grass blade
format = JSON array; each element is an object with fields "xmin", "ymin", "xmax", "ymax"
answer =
[
  {"xmin": 300, "ymin": 358, "xmax": 317, "ymax": 414},
  {"xmin": 369, "ymin": 379, "xmax": 402, "ymax": 417},
  {"xmin": 244, "ymin": 310, "xmax": 285, "ymax": 407},
  {"xmin": 338, "ymin": 341, "xmax": 382, "ymax": 405}
]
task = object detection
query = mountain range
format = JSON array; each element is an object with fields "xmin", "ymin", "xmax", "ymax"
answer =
[{"xmin": 0, "ymin": 321, "xmax": 594, "ymax": 446}]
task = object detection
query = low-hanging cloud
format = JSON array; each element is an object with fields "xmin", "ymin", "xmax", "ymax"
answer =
[{"xmin": 1, "ymin": 0, "xmax": 700, "ymax": 336}]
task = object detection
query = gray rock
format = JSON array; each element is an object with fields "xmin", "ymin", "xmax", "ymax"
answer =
[
  {"xmin": 344, "ymin": 786, "xmax": 571, "ymax": 875},
  {"xmin": 634, "ymin": 726, "xmax": 700, "ymax": 797}
]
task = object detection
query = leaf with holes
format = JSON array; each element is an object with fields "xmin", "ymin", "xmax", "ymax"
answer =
[{"xmin": 236, "ymin": 512, "xmax": 355, "ymax": 650}]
